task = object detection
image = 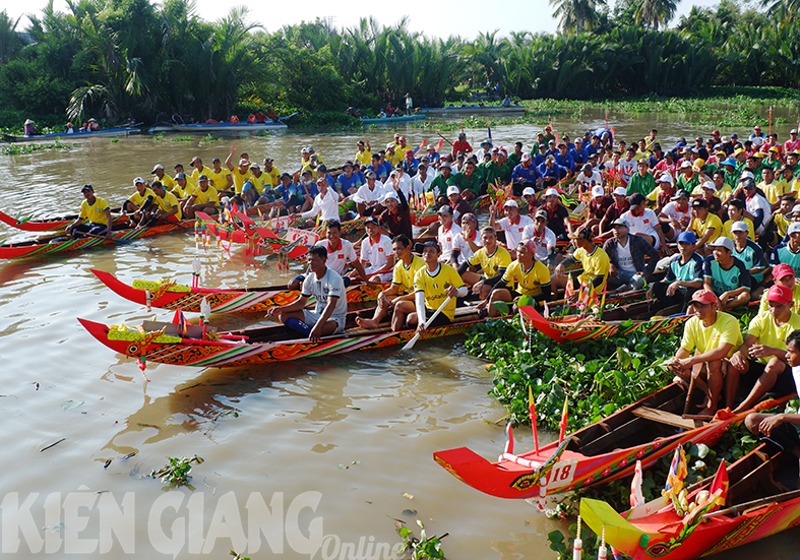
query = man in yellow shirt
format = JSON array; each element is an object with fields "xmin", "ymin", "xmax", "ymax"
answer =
[
  {"xmin": 146, "ymin": 181, "xmax": 182, "ymax": 224},
  {"xmin": 65, "ymin": 185, "xmax": 112, "ymax": 238},
  {"xmin": 171, "ymin": 173, "xmax": 190, "ymax": 199},
  {"xmin": 189, "ymin": 156, "xmax": 214, "ymax": 187},
  {"xmin": 460, "ymin": 227, "xmax": 512, "ymax": 301},
  {"xmin": 225, "ymin": 146, "xmax": 254, "ymax": 195},
  {"xmin": 356, "ymin": 234, "xmax": 425, "ymax": 331},
  {"xmin": 721, "ymin": 199, "xmax": 755, "ymax": 241},
  {"xmin": 552, "ymin": 227, "xmax": 610, "ymax": 297},
  {"xmin": 668, "ymin": 289, "xmax": 743, "ymax": 416},
  {"xmin": 689, "ymin": 198, "xmax": 722, "ymax": 255},
  {"xmin": 206, "ymin": 157, "xmax": 233, "ymax": 192},
  {"xmin": 392, "ymin": 241, "xmax": 467, "ymax": 330},
  {"xmin": 262, "ymin": 158, "xmax": 281, "ymax": 188},
  {"xmin": 729, "ymin": 283, "xmax": 800, "ymax": 413},
  {"xmin": 355, "ymin": 140, "xmax": 372, "ymax": 167},
  {"xmin": 151, "ymin": 164, "xmax": 176, "ymax": 191},
  {"xmin": 182, "ymin": 175, "xmax": 219, "ymax": 218},
  {"xmin": 123, "ymin": 177, "xmax": 156, "ymax": 225},
  {"xmin": 483, "ymin": 240, "xmax": 552, "ymax": 317}
]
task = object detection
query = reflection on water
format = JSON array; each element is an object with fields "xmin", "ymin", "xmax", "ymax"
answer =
[{"xmin": 2, "ymin": 124, "xmax": 799, "ymax": 558}]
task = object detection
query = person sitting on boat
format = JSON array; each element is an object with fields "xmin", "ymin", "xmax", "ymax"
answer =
[
  {"xmin": 689, "ymin": 198, "xmax": 723, "ymax": 256},
  {"xmin": 721, "ymin": 199, "xmax": 755, "ymax": 241},
  {"xmin": 139, "ymin": 181, "xmax": 182, "ymax": 226},
  {"xmin": 582, "ymin": 185, "xmax": 613, "ymax": 235},
  {"xmin": 668, "ymin": 289, "xmax": 743, "ymax": 416},
  {"xmin": 243, "ymin": 163, "xmax": 272, "ymax": 207},
  {"xmin": 315, "ymin": 219, "xmax": 368, "ymax": 284},
  {"xmin": 540, "ymin": 188, "xmax": 572, "ymax": 241},
  {"xmin": 181, "ymin": 175, "xmax": 219, "ymax": 219},
  {"xmin": 353, "ymin": 170, "xmax": 387, "ymax": 216},
  {"xmin": 729, "ymin": 220, "xmax": 767, "ymax": 296},
  {"xmin": 65, "ymin": 122, "xmax": 74, "ymax": 134},
  {"xmin": 388, "ymin": 165, "xmax": 413, "ymax": 201},
  {"xmin": 356, "ymin": 235, "xmax": 424, "ymax": 331},
  {"xmin": 703, "ymin": 236, "xmax": 751, "ymax": 310},
  {"xmin": 273, "ymin": 173, "xmax": 305, "ymax": 215},
  {"xmin": 23, "ymin": 119, "xmax": 37, "ymax": 136},
  {"xmin": 410, "ymin": 163, "xmax": 433, "ymax": 203},
  {"xmin": 444, "ymin": 186, "xmax": 473, "ymax": 226},
  {"xmin": 451, "ymin": 212, "xmax": 482, "ymax": 265},
  {"xmin": 490, "ymin": 199, "xmax": 534, "ymax": 256},
  {"xmin": 188, "ymin": 156, "xmax": 214, "ymax": 189},
  {"xmin": 151, "ymin": 164, "xmax": 176, "ymax": 192},
  {"xmin": 650, "ymin": 230, "xmax": 704, "ymax": 311},
  {"xmin": 355, "ymin": 140, "xmax": 372, "ymax": 167},
  {"xmin": 266, "ymin": 245, "xmax": 348, "ymax": 342},
  {"xmin": 728, "ymin": 284, "xmax": 800, "ymax": 413},
  {"xmin": 603, "ymin": 218, "xmax": 659, "ymax": 291},
  {"xmin": 435, "ymin": 205, "xmax": 463, "ymax": 265},
  {"xmin": 336, "ymin": 161, "xmax": 364, "ymax": 196},
  {"xmin": 225, "ymin": 147, "xmax": 254, "ymax": 199},
  {"xmin": 65, "ymin": 185, "xmax": 112, "ymax": 239},
  {"xmin": 123, "ymin": 177, "xmax": 155, "ymax": 221},
  {"xmin": 482, "ymin": 240, "xmax": 552, "ymax": 317},
  {"xmin": 87, "ymin": 118, "xmax": 100, "ymax": 131},
  {"xmin": 357, "ymin": 217, "xmax": 395, "ymax": 283},
  {"xmin": 451, "ymin": 132, "xmax": 472, "ymax": 157},
  {"xmin": 522, "ymin": 209, "xmax": 558, "ymax": 266},
  {"xmin": 391, "ymin": 241, "xmax": 468, "ymax": 331},
  {"xmin": 510, "ymin": 153, "xmax": 540, "ymax": 197},
  {"xmin": 207, "ymin": 157, "xmax": 233, "ymax": 193},
  {"xmin": 770, "ymin": 222, "xmax": 800, "ymax": 277},
  {"xmin": 300, "ymin": 177, "xmax": 341, "ymax": 223},
  {"xmin": 458, "ymin": 226, "xmax": 512, "ymax": 302},
  {"xmin": 428, "ymin": 161, "xmax": 455, "ymax": 201},
  {"xmin": 658, "ymin": 187, "xmax": 692, "ymax": 242},
  {"xmin": 378, "ymin": 190, "xmax": 412, "ymax": 239},
  {"xmin": 743, "ymin": 329, "xmax": 800, "ymax": 451},
  {"xmin": 759, "ymin": 264, "xmax": 800, "ymax": 315},
  {"xmin": 621, "ymin": 193, "xmax": 667, "ymax": 251},
  {"xmin": 171, "ymin": 172, "xmax": 190, "ymax": 200},
  {"xmin": 552, "ymin": 227, "xmax": 610, "ymax": 298},
  {"xmin": 597, "ymin": 187, "xmax": 630, "ymax": 240},
  {"xmin": 367, "ymin": 153, "xmax": 391, "ymax": 183}
]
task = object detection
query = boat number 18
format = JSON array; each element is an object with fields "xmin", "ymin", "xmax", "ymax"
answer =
[{"xmin": 546, "ymin": 460, "xmax": 577, "ymax": 488}]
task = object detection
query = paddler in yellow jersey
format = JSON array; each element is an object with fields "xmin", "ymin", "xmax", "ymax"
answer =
[
  {"xmin": 242, "ymin": 163, "xmax": 272, "ymax": 207},
  {"xmin": 225, "ymin": 145, "xmax": 254, "ymax": 196},
  {"xmin": 356, "ymin": 234, "xmax": 425, "ymax": 331},
  {"xmin": 150, "ymin": 164, "xmax": 175, "ymax": 191},
  {"xmin": 65, "ymin": 184, "xmax": 112, "ymax": 238},
  {"xmin": 123, "ymin": 177, "xmax": 156, "ymax": 224},
  {"xmin": 355, "ymin": 140, "xmax": 372, "ymax": 167},
  {"xmin": 171, "ymin": 172, "xmax": 190, "ymax": 200},
  {"xmin": 552, "ymin": 226, "xmax": 611, "ymax": 298},
  {"xmin": 189, "ymin": 156, "xmax": 214, "ymax": 187},
  {"xmin": 459, "ymin": 226, "xmax": 513, "ymax": 302},
  {"xmin": 262, "ymin": 158, "xmax": 281, "ymax": 188},
  {"xmin": 182, "ymin": 174, "xmax": 219, "ymax": 218},
  {"xmin": 207, "ymin": 157, "xmax": 233, "ymax": 192},
  {"xmin": 146, "ymin": 181, "xmax": 182, "ymax": 224},
  {"xmin": 391, "ymin": 241, "xmax": 467, "ymax": 331},
  {"xmin": 482, "ymin": 240, "xmax": 552, "ymax": 317}
]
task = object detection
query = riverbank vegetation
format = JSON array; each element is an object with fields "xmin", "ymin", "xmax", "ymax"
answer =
[{"xmin": 1, "ymin": 0, "xmax": 800, "ymax": 131}]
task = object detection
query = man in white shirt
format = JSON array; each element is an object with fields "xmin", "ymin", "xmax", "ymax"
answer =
[
  {"xmin": 411, "ymin": 163, "xmax": 433, "ymax": 200},
  {"xmin": 359, "ymin": 217, "xmax": 395, "ymax": 282},
  {"xmin": 742, "ymin": 179, "xmax": 773, "ymax": 236},
  {"xmin": 314, "ymin": 219, "xmax": 368, "ymax": 281},
  {"xmin": 301, "ymin": 177, "xmax": 341, "ymax": 222},
  {"xmin": 353, "ymin": 171, "xmax": 387, "ymax": 216},
  {"xmin": 522, "ymin": 209, "xmax": 558, "ymax": 265},
  {"xmin": 451, "ymin": 212, "xmax": 482, "ymax": 265},
  {"xmin": 621, "ymin": 193, "xmax": 666, "ymax": 249},
  {"xmin": 490, "ymin": 199, "xmax": 534, "ymax": 255},
  {"xmin": 390, "ymin": 164, "xmax": 413, "ymax": 200},
  {"xmin": 659, "ymin": 189, "xmax": 692, "ymax": 241},
  {"xmin": 436, "ymin": 205, "xmax": 463, "ymax": 264}
]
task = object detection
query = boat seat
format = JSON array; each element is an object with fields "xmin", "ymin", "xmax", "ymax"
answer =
[{"xmin": 631, "ymin": 406, "xmax": 702, "ymax": 430}]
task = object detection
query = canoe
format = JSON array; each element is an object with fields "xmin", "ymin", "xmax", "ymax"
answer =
[
  {"xmin": 2, "ymin": 127, "xmax": 140, "ymax": 143},
  {"xmin": 433, "ymin": 384, "xmax": 785, "ymax": 500},
  {"xmin": 418, "ymin": 106, "xmax": 525, "ymax": 117},
  {"xmin": 79, "ymin": 305, "xmax": 490, "ymax": 367},
  {"xmin": 0, "ymin": 208, "xmax": 130, "ymax": 232},
  {"xmin": 519, "ymin": 305, "xmax": 688, "ymax": 343},
  {"xmin": 360, "ymin": 115, "xmax": 427, "ymax": 125},
  {"xmin": 91, "ymin": 268, "xmax": 386, "ymax": 313},
  {"xmin": 147, "ymin": 121, "xmax": 288, "ymax": 134},
  {"xmin": 0, "ymin": 220, "xmax": 194, "ymax": 260},
  {"xmin": 581, "ymin": 441, "xmax": 800, "ymax": 559}
]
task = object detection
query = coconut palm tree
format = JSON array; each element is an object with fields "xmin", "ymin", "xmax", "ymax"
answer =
[
  {"xmin": 549, "ymin": 0, "xmax": 607, "ymax": 34},
  {"xmin": 631, "ymin": 0, "xmax": 680, "ymax": 29}
]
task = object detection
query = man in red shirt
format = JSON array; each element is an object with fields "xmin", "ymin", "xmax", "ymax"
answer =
[{"xmin": 452, "ymin": 132, "xmax": 472, "ymax": 157}]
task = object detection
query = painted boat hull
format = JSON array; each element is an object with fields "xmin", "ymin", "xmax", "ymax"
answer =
[
  {"xmin": 519, "ymin": 306, "xmax": 688, "ymax": 343},
  {"xmin": 78, "ymin": 313, "xmax": 484, "ymax": 367},
  {"xmin": 360, "ymin": 115, "xmax": 427, "ymax": 125},
  {"xmin": 2, "ymin": 127, "xmax": 140, "ymax": 142},
  {"xmin": 0, "ymin": 208, "xmax": 129, "ymax": 232},
  {"xmin": 0, "ymin": 220, "xmax": 194, "ymax": 260},
  {"xmin": 419, "ymin": 106, "xmax": 525, "ymax": 117},
  {"xmin": 433, "ymin": 385, "xmax": 778, "ymax": 500},
  {"xmin": 91, "ymin": 268, "xmax": 386, "ymax": 313},
  {"xmin": 149, "ymin": 122, "xmax": 287, "ymax": 134},
  {"xmin": 581, "ymin": 442, "xmax": 800, "ymax": 559}
]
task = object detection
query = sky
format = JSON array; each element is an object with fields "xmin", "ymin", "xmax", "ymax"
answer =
[{"xmin": 2, "ymin": 0, "xmax": 724, "ymax": 39}]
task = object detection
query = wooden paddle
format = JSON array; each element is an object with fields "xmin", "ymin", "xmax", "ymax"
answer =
[{"xmin": 402, "ymin": 295, "xmax": 453, "ymax": 351}]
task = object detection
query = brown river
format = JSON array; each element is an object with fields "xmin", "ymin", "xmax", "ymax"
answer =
[{"xmin": 2, "ymin": 117, "xmax": 799, "ymax": 559}]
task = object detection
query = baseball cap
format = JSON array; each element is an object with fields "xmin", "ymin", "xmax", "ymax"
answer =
[
  {"xmin": 133, "ymin": 177, "xmax": 144, "ymax": 185},
  {"xmin": 739, "ymin": 171, "xmax": 755, "ymax": 182},
  {"xmin": 521, "ymin": 153, "xmax": 532, "ymax": 162},
  {"xmin": 534, "ymin": 210, "xmax": 548, "ymax": 220},
  {"xmin": 773, "ymin": 263, "xmax": 796, "ymax": 280},
  {"xmin": 569, "ymin": 227, "xmax": 593, "ymax": 241},
  {"xmin": 591, "ymin": 185, "xmax": 605, "ymax": 198},
  {"xmin": 701, "ymin": 181, "xmax": 716, "ymax": 191},
  {"xmin": 677, "ymin": 231, "xmax": 697, "ymax": 244},
  {"xmin": 364, "ymin": 170, "xmax": 376, "ymax": 179},
  {"xmin": 364, "ymin": 216, "xmax": 380, "ymax": 227},
  {"xmin": 544, "ymin": 188, "xmax": 559, "ymax": 197},
  {"xmin": 175, "ymin": 173, "xmax": 186, "ymax": 179},
  {"xmin": 522, "ymin": 187, "xmax": 536, "ymax": 196},
  {"xmin": 190, "ymin": 156, "xmax": 201, "ymax": 164},
  {"xmin": 691, "ymin": 198, "xmax": 708, "ymax": 208},
  {"xmin": 250, "ymin": 163, "xmax": 260, "ymax": 170},
  {"xmin": 730, "ymin": 221, "xmax": 749, "ymax": 233},
  {"xmin": 503, "ymin": 199, "xmax": 519, "ymax": 208},
  {"xmin": 151, "ymin": 164, "xmax": 164, "ymax": 173},
  {"xmin": 439, "ymin": 162, "xmax": 451, "ymax": 169},
  {"xmin": 446, "ymin": 186, "xmax": 460, "ymax": 196},
  {"xmin": 437, "ymin": 205, "xmax": 453, "ymax": 215},
  {"xmin": 791, "ymin": 204, "xmax": 800, "ymax": 215},
  {"xmin": 658, "ymin": 173, "xmax": 673, "ymax": 184},
  {"xmin": 789, "ymin": 222, "xmax": 800, "ymax": 235},
  {"xmin": 382, "ymin": 191, "xmax": 399, "ymax": 203},
  {"xmin": 80, "ymin": 184, "xmax": 93, "ymax": 192},
  {"xmin": 198, "ymin": 174, "xmax": 209, "ymax": 181},
  {"xmin": 708, "ymin": 236, "xmax": 734, "ymax": 251},
  {"xmin": 671, "ymin": 189, "xmax": 690, "ymax": 200},
  {"xmin": 611, "ymin": 219, "xmax": 629, "ymax": 228},
  {"xmin": 679, "ymin": 160, "xmax": 692, "ymax": 169},
  {"xmin": 612, "ymin": 187, "xmax": 628, "ymax": 197},
  {"xmin": 691, "ymin": 289, "xmax": 719, "ymax": 305},
  {"xmin": 767, "ymin": 284, "xmax": 793, "ymax": 305}
]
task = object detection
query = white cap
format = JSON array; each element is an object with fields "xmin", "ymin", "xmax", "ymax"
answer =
[
  {"xmin": 591, "ymin": 185, "xmax": 605, "ymax": 198},
  {"xmin": 151, "ymin": 164, "xmax": 164, "ymax": 173},
  {"xmin": 613, "ymin": 187, "xmax": 627, "ymax": 197},
  {"xmin": 386, "ymin": 143, "xmax": 395, "ymax": 150},
  {"xmin": 658, "ymin": 172, "xmax": 673, "ymax": 184},
  {"xmin": 544, "ymin": 188, "xmax": 559, "ymax": 197},
  {"xmin": 503, "ymin": 199, "xmax": 518, "ymax": 207},
  {"xmin": 739, "ymin": 171, "xmax": 755, "ymax": 181},
  {"xmin": 790, "ymin": 222, "xmax": 800, "ymax": 235},
  {"xmin": 792, "ymin": 204, "xmax": 800, "ymax": 215},
  {"xmin": 708, "ymin": 236, "xmax": 734, "ymax": 251},
  {"xmin": 730, "ymin": 221, "xmax": 749, "ymax": 233},
  {"xmin": 680, "ymin": 160, "xmax": 692, "ymax": 168},
  {"xmin": 133, "ymin": 177, "xmax": 144, "ymax": 185},
  {"xmin": 446, "ymin": 185, "xmax": 460, "ymax": 196},
  {"xmin": 701, "ymin": 181, "xmax": 716, "ymax": 191},
  {"xmin": 522, "ymin": 187, "xmax": 536, "ymax": 196},
  {"xmin": 382, "ymin": 191, "xmax": 399, "ymax": 203}
]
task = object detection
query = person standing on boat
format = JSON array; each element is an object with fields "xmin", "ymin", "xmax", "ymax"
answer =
[
  {"xmin": 452, "ymin": 132, "xmax": 472, "ymax": 157},
  {"xmin": 356, "ymin": 235, "xmax": 425, "ymax": 331},
  {"xmin": 65, "ymin": 185, "xmax": 112, "ymax": 238},
  {"xmin": 266, "ymin": 245, "xmax": 348, "ymax": 342},
  {"xmin": 23, "ymin": 119, "xmax": 37, "ymax": 136},
  {"xmin": 669, "ymin": 289, "xmax": 742, "ymax": 416},
  {"xmin": 404, "ymin": 93, "xmax": 413, "ymax": 115},
  {"xmin": 728, "ymin": 284, "xmax": 800, "ymax": 413},
  {"xmin": 392, "ymin": 241, "xmax": 467, "ymax": 331}
]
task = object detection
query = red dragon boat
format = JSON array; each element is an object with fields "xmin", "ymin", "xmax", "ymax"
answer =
[
  {"xmin": 91, "ymin": 268, "xmax": 385, "ymax": 313},
  {"xmin": 0, "ymin": 208, "xmax": 130, "ymax": 232}
]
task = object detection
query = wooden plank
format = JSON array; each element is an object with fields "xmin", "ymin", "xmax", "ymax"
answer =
[{"xmin": 631, "ymin": 406, "xmax": 700, "ymax": 430}]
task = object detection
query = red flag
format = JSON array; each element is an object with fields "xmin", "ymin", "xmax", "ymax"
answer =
[
  {"xmin": 528, "ymin": 386, "xmax": 539, "ymax": 453},
  {"xmin": 171, "ymin": 307, "xmax": 190, "ymax": 336},
  {"xmin": 558, "ymin": 396, "xmax": 569, "ymax": 443},
  {"xmin": 708, "ymin": 459, "xmax": 729, "ymax": 507}
]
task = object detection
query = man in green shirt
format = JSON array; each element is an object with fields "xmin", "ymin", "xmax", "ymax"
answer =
[{"xmin": 626, "ymin": 159, "xmax": 656, "ymax": 197}]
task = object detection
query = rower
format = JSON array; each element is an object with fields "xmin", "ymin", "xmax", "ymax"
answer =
[
  {"xmin": 357, "ymin": 217, "xmax": 394, "ymax": 283},
  {"xmin": 759, "ymin": 264, "xmax": 800, "ymax": 314},
  {"xmin": 300, "ymin": 177, "xmax": 341, "ymax": 223},
  {"xmin": 122, "ymin": 177, "xmax": 156, "ymax": 222},
  {"xmin": 225, "ymin": 146, "xmax": 254, "ymax": 200},
  {"xmin": 552, "ymin": 227, "xmax": 610, "ymax": 298},
  {"xmin": 459, "ymin": 226, "xmax": 512, "ymax": 302},
  {"xmin": 668, "ymin": 289, "xmax": 742, "ymax": 416},
  {"xmin": 744, "ymin": 330, "xmax": 800, "ymax": 454},
  {"xmin": 482, "ymin": 240, "xmax": 551, "ymax": 317},
  {"xmin": 289, "ymin": 220, "xmax": 369, "ymax": 293},
  {"xmin": 189, "ymin": 156, "xmax": 214, "ymax": 188},
  {"xmin": 65, "ymin": 185, "xmax": 112, "ymax": 239},
  {"xmin": 703, "ymin": 236, "xmax": 751, "ymax": 310},
  {"xmin": 391, "ymin": 241, "xmax": 467, "ymax": 331},
  {"xmin": 728, "ymin": 284, "xmax": 800, "ymax": 413},
  {"xmin": 522, "ymin": 209, "xmax": 557, "ymax": 267},
  {"xmin": 489, "ymin": 199, "xmax": 533, "ymax": 257},
  {"xmin": 207, "ymin": 157, "xmax": 233, "ymax": 192},
  {"xmin": 355, "ymin": 234, "xmax": 424, "ymax": 330},
  {"xmin": 353, "ymin": 170, "xmax": 387, "ymax": 216},
  {"xmin": 649, "ymin": 231, "xmax": 704, "ymax": 312},
  {"xmin": 378, "ymin": 190, "xmax": 412, "ymax": 239},
  {"xmin": 265, "ymin": 245, "xmax": 348, "ymax": 343},
  {"xmin": 602, "ymin": 218, "xmax": 659, "ymax": 291},
  {"xmin": 151, "ymin": 164, "xmax": 176, "ymax": 192},
  {"xmin": 181, "ymin": 174, "xmax": 219, "ymax": 219},
  {"xmin": 141, "ymin": 181, "xmax": 182, "ymax": 226}
]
